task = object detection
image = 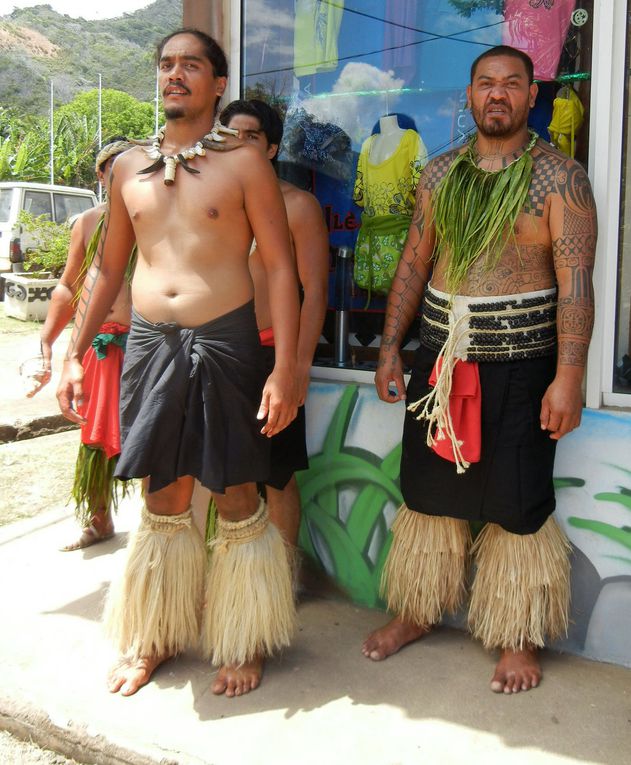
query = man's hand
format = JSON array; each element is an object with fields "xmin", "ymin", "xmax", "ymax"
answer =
[
  {"xmin": 540, "ymin": 374, "xmax": 583, "ymax": 440},
  {"xmin": 375, "ymin": 348, "xmax": 406, "ymax": 403},
  {"xmin": 257, "ymin": 367, "xmax": 298, "ymax": 437},
  {"xmin": 21, "ymin": 344, "xmax": 52, "ymax": 398},
  {"xmin": 56, "ymin": 358, "xmax": 87, "ymax": 425}
]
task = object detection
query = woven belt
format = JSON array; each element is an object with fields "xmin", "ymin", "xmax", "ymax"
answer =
[{"xmin": 419, "ymin": 285, "xmax": 557, "ymax": 362}]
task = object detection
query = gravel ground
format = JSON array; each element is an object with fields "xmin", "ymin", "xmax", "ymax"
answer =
[{"xmin": 0, "ymin": 730, "xmax": 80, "ymax": 764}]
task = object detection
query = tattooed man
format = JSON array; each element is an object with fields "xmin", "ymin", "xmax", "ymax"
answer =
[
  {"xmin": 57, "ymin": 29, "xmax": 299, "ymax": 698},
  {"xmin": 362, "ymin": 46, "xmax": 597, "ymax": 694}
]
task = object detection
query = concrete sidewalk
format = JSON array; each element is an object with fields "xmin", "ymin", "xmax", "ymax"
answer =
[
  {"xmin": 0, "ymin": 485, "xmax": 629, "ymax": 765},
  {"xmin": 0, "ymin": 308, "xmax": 630, "ymax": 765}
]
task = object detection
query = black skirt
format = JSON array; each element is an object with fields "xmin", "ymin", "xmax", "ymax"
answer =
[
  {"xmin": 115, "ymin": 301, "xmax": 270, "ymax": 494},
  {"xmin": 401, "ymin": 344, "xmax": 558, "ymax": 535}
]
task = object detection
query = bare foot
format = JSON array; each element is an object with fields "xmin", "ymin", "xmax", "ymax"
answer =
[
  {"xmin": 361, "ymin": 616, "xmax": 430, "ymax": 661},
  {"xmin": 490, "ymin": 647, "xmax": 541, "ymax": 694},
  {"xmin": 211, "ymin": 656, "xmax": 264, "ymax": 697},
  {"xmin": 107, "ymin": 655, "xmax": 169, "ymax": 696}
]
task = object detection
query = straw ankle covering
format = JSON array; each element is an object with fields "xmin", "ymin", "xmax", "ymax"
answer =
[
  {"xmin": 468, "ymin": 516, "xmax": 571, "ymax": 650},
  {"xmin": 202, "ymin": 498, "xmax": 296, "ymax": 666},
  {"xmin": 103, "ymin": 506, "xmax": 207, "ymax": 658},
  {"xmin": 381, "ymin": 505, "xmax": 471, "ymax": 628}
]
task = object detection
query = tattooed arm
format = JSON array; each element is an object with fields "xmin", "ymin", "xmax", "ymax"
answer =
[
  {"xmin": 375, "ymin": 166, "xmax": 436, "ymax": 403},
  {"xmin": 56, "ymin": 160, "xmax": 135, "ymax": 423},
  {"xmin": 540, "ymin": 159, "xmax": 597, "ymax": 440}
]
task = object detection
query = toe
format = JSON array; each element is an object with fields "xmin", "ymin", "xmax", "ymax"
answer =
[{"xmin": 490, "ymin": 677, "xmax": 504, "ymax": 693}]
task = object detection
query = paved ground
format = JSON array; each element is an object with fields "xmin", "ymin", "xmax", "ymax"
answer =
[{"xmin": 1, "ymin": 306, "xmax": 631, "ymax": 765}]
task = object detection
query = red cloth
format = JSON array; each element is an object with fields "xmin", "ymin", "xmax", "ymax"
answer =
[
  {"xmin": 78, "ymin": 322, "xmax": 129, "ymax": 459},
  {"xmin": 429, "ymin": 357, "xmax": 481, "ymax": 465},
  {"xmin": 259, "ymin": 326, "xmax": 275, "ymax": 346}
]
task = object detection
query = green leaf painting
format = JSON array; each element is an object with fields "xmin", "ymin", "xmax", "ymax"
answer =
[{"xmin": 297, "ymin": 385, "xmax": 402, "ymax": 607}]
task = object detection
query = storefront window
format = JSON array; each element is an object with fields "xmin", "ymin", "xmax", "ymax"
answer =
[
  {"xmin": 614, "ymin": 8, "xmax": 631, "ymax": 394},
  {"xmin": 241, "ymin": 1, "xmax": 593, "ymax": 369}
]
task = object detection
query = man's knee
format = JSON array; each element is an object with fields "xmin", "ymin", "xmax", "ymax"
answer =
[
  {"xmin": 213, "ymin": 482, "xmax": 260, "ymax": 521},
  {"xmin": 144, "ymin": 475, "xmax": 195, "ymax": 516}
]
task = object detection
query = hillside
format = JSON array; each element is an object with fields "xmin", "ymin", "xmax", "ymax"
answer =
[{"xmin": 0, "ymin": 0, "xmax": 182, "ymax": 116}]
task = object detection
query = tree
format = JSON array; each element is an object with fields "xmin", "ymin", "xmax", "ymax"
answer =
[{"xmin": 56, "ymin": 88, "xmax": 156, "ymax": 141}]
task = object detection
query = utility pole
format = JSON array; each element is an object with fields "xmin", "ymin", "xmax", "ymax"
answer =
[
  {"xmin": 98, "ymin": 73, "xmax": 103, "ymax": 201},
  {"xmin": 49, "ymin": 80, "xmax": 54, "ymax": 185}
]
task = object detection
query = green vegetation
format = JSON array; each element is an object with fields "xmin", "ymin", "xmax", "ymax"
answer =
[
  {"xmin": 0, "ymin": 1, "xmax": 182, "ymax": 116},
  {"xmin": 17, "ymin": 210, "xmax": 71, "ymax": 278}
]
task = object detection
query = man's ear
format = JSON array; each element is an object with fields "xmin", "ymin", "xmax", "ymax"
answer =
[
  {"xmin": 529, "ymin": 82, "xmax": 539, "ymax": 109},
  {"xmin": 215, "ymin": 76, "xmax": 227, "ymax": 98},
  {"xmin": 466, "ymin": 83, "xmax": 472, "ymax": 110},
  {"xmin": 267, "ymin": 142, "xmax": 279, "ymax": 161}
]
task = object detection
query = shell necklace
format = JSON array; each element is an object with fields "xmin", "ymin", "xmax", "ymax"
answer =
[{"xmin": 138, "ymin": 121, "xmax": 240, "ymax": 185}]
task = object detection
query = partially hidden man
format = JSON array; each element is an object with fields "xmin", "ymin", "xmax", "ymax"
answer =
[
  {"xmin": 364, "ymin": 45, "xmax": 597, "ymax": 694},
  {"xmin": 57, "ymin": 29, "xmax": 300, "ymax": 698}
]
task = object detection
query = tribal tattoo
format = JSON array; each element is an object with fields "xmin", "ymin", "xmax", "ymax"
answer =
[{"xmin": 552, "ymin": 157, "xmax": 597, "ymax": 368}]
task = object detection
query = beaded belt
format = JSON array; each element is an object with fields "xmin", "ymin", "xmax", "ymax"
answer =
[{"xmin": 419, "ymin": 284, "xmax": 557, "ymax": 362}]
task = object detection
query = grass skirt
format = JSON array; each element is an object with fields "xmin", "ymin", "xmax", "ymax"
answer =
[
  {"xmin": 202, "ymin": 498, "xmax": 296, "ymax": 666},
  {"xmin": 103, "ymin": 506, "xmax": 207, "ymax": 658},
  {"xmin": 468, "ymin": 516, "xmax": 571, "ymax": 650},
  {"xmin": 381, "ymin": 505, "xmax": 471, "ymax": 627}
]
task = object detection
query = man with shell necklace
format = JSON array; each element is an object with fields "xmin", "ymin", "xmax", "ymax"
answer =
[
  {"xmin": 364, "ymin": 45, "xmax": 597, "ymax": 694},
  {"xmin": 57, "ymin": 29, "xmax": 300, "ymax": 698}
]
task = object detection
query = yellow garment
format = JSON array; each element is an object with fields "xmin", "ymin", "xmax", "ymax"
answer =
[
  {"xmin": 294, "ymin": 0, "xmax": 345, "ymax": 77},
  {"xmin": 548, "ymin": 87, "xmax": 584, "ymax": 158}
]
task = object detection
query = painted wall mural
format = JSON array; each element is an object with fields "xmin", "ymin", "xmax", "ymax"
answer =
[{"xmin": 299, "ymin": 381, "xmax": 631, "ymax": 668}]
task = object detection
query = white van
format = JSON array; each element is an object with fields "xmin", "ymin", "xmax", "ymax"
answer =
[{"xmin": 0, "ymin": 182, "xmax": 97, "ymax": 273}]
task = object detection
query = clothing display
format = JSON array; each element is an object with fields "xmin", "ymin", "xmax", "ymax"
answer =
[
  {"xmin": 548, "ymin": 86, "xmax": 584, "ymax": 157},
  {"xmin": 353, "ymin": 128, "xmax": 426, "ymax": 295},
  {"xmin": 503, "ymin": 0, "xmax": 577, "ymax": 81},
  {"xmin": 294, "ymin": 0, "xmax": 345, "ymax": 77},
  {"xmin": 115, "ymin": 301, "xmax": 270, "ymax": 494}
]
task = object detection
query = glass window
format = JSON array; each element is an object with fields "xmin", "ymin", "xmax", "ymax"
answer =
[
  {"xmin": 23, "ymin": 191, "xmax": 52, "ymax": 219},
  {"xmin": 0, "ymin": 188, "xmax": 13, "ymax": 222},
  {"xmin": 614, "ymin": 8, "xmax": 631, "ymax": 394},
  {"xmin": 54, "ymin": 193, "xmax": 93, "ymax": 224},
  {"xmin": 241, "ymin": 0, "xmax": 594, "ymax": 369}
]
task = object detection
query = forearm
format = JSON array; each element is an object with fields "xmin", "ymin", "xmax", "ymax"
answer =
[
  {"xmin": 556, "ymin": 286, "xmax": 594, "ymax": 380},
  {"xmin": 40, "ymin": 283, "xmax": 76, "ymax": 350},
  {"xmin": 296, "ymin": 289, "xmax": 327, "ymax": 373},
  {"xmin": 380, "ymin": 264, "xmax": 426, "ymax": 354},
  {"xmin": 267, "ymin": 267, "xmax": 300, "ymax": 370}
]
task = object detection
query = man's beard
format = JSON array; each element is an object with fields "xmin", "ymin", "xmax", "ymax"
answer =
[
  {"xmin": 472, "ymin": 103, "xmax": 529, "ymax": 139},
  {"xmin": 164, "ymin": 106, "xmax": 186, "ymax": 120}
]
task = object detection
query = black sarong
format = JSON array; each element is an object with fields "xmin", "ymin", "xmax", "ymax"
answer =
[
  {"xmin": 401, "ymin": 344, "xmax": 558, "ymax": 535},
  {"xmin": 115, "ymin": 301, "xmax": 270, "ymax": 493}
]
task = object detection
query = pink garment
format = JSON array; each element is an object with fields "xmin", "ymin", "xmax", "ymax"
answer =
[{"xmin": 503, "ymin": 0, "xmax": 576, "ymax": 81}]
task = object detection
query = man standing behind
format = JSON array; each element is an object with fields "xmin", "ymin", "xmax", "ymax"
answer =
[
  {"xmin": 363, "ymin": 45, "xmax": 597, "ymax": 693},
  {"xmin": 57, "ymin": 29, "xmax": 299, "ymax": 698},
  {"xmin": 221, "ymin": 99, "xmax": 329, "ymax": 549},
  {"xmin": 26, "ymin": 139, "xmax": 132, "ymax": 551}
]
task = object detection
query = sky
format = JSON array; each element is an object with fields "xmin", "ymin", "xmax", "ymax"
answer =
[{"xmin": 0, "ymin": 1, "xmax": 154, "ymax": 20}]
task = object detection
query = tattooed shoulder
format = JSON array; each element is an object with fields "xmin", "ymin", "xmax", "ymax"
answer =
[{"xmin": 420, "ymin": 147, "xmax": 463, "ymax": 191}]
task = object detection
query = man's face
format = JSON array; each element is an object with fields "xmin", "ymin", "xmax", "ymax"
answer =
[
  {"xmin": 225, "ymin": 113, "xmax": 278, "ymax": 161},
  {"xmin": 467, "ymin": 55, "xmax": 537, "ymax": 140},
  {"xmin": 159, "ymin": 33, "xmax": 227, "ymax": 121}
]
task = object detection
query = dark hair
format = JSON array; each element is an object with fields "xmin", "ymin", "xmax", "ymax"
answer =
[
  {"xmin": 156, "ymin": 28, "xmax": 228, "ymax": 78},
  {"xmin": 470, "ymin": 45, "xmax": 534, "ymax": 84},
  {"xmin": 219, "ymin": 99, "xmax": 284, "ymax": 162}
]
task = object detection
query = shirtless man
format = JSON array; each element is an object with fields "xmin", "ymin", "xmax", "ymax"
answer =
[
  {"xmin": 220, "ymin": 99, "xmax": 328, "ymax": 547},
  {"xmin": 27, "ymin": 139, "xmax": 132, "ymax": 550},
  {"xmin": 363, "ymin": 46, "xmax": 597, "ymax": 693},
  {"xmin": 57, "ymin": 29, "xmax": 299, "ymax": 698}
]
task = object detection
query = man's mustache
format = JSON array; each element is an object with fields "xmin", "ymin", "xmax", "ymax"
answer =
[{"xmin": 163, "ymin": 81, "xmax": 191, "ymax": 96}]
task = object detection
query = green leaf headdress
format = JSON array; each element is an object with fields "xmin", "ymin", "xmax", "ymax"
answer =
[{"xmin": 431, "ymin": 130, "xmax": 538, "ymax": 292}]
